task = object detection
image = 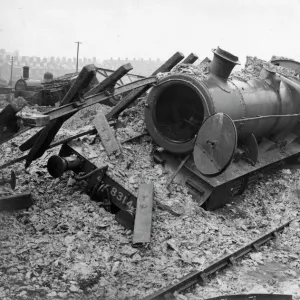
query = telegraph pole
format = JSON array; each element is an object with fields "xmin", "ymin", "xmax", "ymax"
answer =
[
  {"xmin": 9, "ymin": 56, "xmax": 14, "ymax": 86},
  {"xmin": 75, "ymin": 41, "xmax": 82, "ymax": 72}
]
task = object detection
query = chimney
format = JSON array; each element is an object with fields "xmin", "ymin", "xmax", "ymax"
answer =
[
  {"xmin": 23, "ymin": 66, "xmax": 29, "ymax": 79},
  {"xmin": 210, "ymin": 47, "xmax": 240, "ymax": 80}
]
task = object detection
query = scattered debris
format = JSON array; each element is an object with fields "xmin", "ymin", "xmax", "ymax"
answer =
[{"xmin": 1, "ymin": 49, "xmax": 300, "ymax": 300}]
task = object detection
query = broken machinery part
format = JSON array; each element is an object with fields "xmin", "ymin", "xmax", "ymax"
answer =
[{"xmin": 47, "ymin": 144, "xmax": 138, "ymax": 230}]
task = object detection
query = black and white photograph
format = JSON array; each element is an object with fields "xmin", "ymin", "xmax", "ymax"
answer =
[{"xmin": 1, "ymin": 0, "xmax": 300, "ymax": 299}]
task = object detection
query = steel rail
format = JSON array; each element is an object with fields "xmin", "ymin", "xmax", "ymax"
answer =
[{"xmin": 142, "ymin": 219, "xmax": 294, "ymax": 300}]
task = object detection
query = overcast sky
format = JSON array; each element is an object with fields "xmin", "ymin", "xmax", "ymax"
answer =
[{"xmin": 1, "ymin": 0, "xmax": 300, "ymax": 64}]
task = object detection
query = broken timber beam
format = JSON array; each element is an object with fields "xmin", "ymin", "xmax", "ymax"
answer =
[
  {"xmin": 18, "ymin": 77, "xmax": 156, "ymax": 155},
  {"xmin": 84, "ymin": 63, "xmax": 133, "ymax": 98},
  {"xmin": 105, "ymin": 51, "xmax": 184, "ymax": 120},
  {"xmin": 0, "ymin": 192, "xmax": 33, "ymax": 211},
  {"xmin": 93, "ymin": 110, "xmax": 122, "ymax": 155},
  {"xmin": 19, "ymin": 64, "xmax": 132, "ymax": 153},
  {"xmin": 133, "ymin": 183, "xmax": 154, "ymax": 245},
  {"xmin": 182, "ymin": 53, "xmax": 199, "ymax": 64},
  {"xmin": 22, "ymin": 65, "xmax": 97, "ymax": 167}
]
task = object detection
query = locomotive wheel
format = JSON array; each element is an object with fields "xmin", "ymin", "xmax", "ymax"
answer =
[{"xmin": 193, "ymin": 113, "xmax": 237, "ymax": 176}]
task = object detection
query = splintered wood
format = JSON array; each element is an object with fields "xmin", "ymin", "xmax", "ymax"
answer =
[
  {"xmin": 133, "ymin": 183, "xmax": 154, "ymax": 245},
  {"xmin": 93, "ymin": 110, "xmax": 122, "ymax": 155}
]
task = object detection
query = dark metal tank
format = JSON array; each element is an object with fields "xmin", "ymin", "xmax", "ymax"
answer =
[{"xmin": 145, "ymin": 47, "xmax": 300, "ymax": 153}]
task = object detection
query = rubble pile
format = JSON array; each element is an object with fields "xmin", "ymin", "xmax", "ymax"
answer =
[
  {"xmin": 157, "ymin": 56, "xmax": 299, "ymax": 83},
  {"xmin": 1, "ymin": 56, "xmax": 300, "ymax": 299},
  {"xmin": 1, "ymin": 93, "xmax": 300, "ymax": 299},
  {"xmin": 156, "ymin": 62, "xmax": 210, "ymax": 81}
]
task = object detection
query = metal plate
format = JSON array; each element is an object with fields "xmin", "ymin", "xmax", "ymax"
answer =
[
  {"xmin": 194, "ymin": 113, "xmax": 237, "ymax": 176},
  {"xmin": 93, "ymin": 110, "xmax": 121, "ymax": 155},
  {"xmin": 133, "ymin": 183, "xmax": 154, "ymax": 245}
]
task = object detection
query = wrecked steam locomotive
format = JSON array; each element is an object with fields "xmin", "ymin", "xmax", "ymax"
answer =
[
  {"xmin": 145, "ymin": 47, "xmax": 300, "ymax": 209},
  {"xmin": 5, "ymin": 48, "xmax": 300, "ymax": 217}
]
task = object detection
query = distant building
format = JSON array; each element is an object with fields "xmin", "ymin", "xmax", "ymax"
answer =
[{"xmin": 0, "ymin": 48, "xmax": 164, "ymax": 82}]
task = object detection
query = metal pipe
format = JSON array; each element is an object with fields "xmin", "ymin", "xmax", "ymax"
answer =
[
  {"xmin": 74, "ymin": 165, "xmax": 108, "ymax": 181},
  {"xmin": 9, "ymin": 56, "xmax": 13, "ymax": 86},
  {"xmin": 234, "ymin": 113, "xmax": 300, "ymax": 123},
  {"xmin": 75, "ymin": 41, "xmax": 82, "ymax": 72},
  {"xmin": 275, "ymin": 73, "xmax": 300, "ymax": 93}
]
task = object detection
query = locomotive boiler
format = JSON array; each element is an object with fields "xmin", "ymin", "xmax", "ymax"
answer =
[{"xmin": 145, "ymin": 47, "xmax": 300, "ymax": 209}]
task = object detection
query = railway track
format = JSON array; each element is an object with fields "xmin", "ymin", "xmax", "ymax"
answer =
[{"xmin": 142, "ymin": 219, "xmax": 295, "ymax": 300}]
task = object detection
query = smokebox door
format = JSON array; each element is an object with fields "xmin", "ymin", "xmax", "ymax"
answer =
[{"xmin": 193, "ymin": 113, "xmax": 237, "ymax": 176}]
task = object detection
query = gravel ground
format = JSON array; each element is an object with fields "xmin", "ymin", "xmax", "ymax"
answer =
[{"xmin": 0, "ymin": 61, "xmax": 300, "ymax": 300}]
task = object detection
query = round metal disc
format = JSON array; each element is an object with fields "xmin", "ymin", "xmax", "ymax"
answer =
[{"xmin": 193, "ymin": 113, "xmax": 237, "ymax": 176}]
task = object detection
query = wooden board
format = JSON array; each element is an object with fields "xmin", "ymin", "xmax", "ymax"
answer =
[
  {"xmin": 182, "ymin": 53, "xmax": 199, "ymax": 64},
  {"xmin": 106, "ymin": 52, "xmax": 184, "ymax": 120},
  {"xmin": 93, "ymin": 110, "xmax": 121, "ymax": 155},
  {"xmin": 23, "ymin": 64, "xmax": 96, "ymax": 167},
  {"xmin": 133, "ymin": 183, "xmax": 154, "ymax": 245},
  {"xmin": 84, "ymin": 63, "xmax": 133, "ymax": 98},
  {"xmin": 20, "ymin": 64, "xmax": 131, "ymax": 152},
  {"xmin": 0, "ymin": 192, "xmax": 33, "ymax": 211}
]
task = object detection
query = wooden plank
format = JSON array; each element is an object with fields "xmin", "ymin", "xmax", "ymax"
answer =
[
  {"xmin": 0, "ymin": 192, "xmax": 33, "ymax": 211},
  {"xmin": 93, "ymin": 110, "xmax": 121, "ymax": 155},
  {"xmin": 106, "ymin": 52, "xmax": 184, "ymax": 120},
  {"xmin": 84, "ymin": 63, "xmax": 133, "ymax": 98},
  {"xmin": 182, "ymin": 53, "xmax": 199, "ymax": 64},
  {"xmin": 24, "ymin": 64, "xmax": 96, "ymax": 167},
  {"xmin": 20, "ymin": 50, "xmax": 183, "ymax": 155},
  {"xmin": 19, "ymin": 64, "xmax": 132, "ymax": 152},
  {"xmin": 133, "ymin": 183, "xmax": 154, "ymax": 245},
  {"xmin": 199, "ymin": 57, "xmax": 211, "ymax": 65}
]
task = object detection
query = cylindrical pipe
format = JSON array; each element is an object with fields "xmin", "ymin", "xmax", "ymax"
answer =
[
  {"xmin": 276, "ymin": 73, "xmax": 300, "ymax": 93},
  {"xmin": 47, "ymin": 155, "xmax": 82, "ymax": 178},
  {"xmin": 209, "ymin": 47, "xmax": 240, "ymax": 80},
  {"xmin": 23, "ymin": 66, "xmax": 29, "ymax": 80}
]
